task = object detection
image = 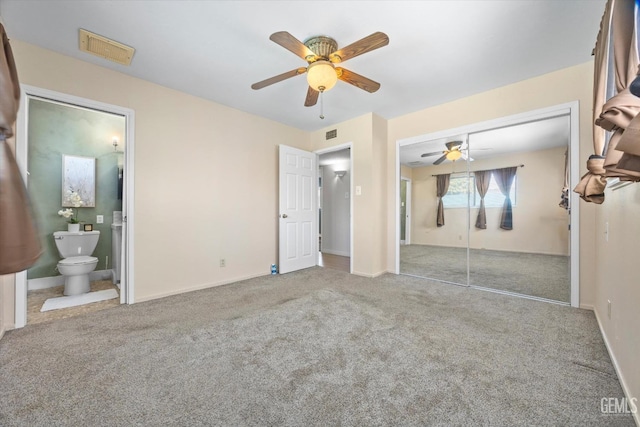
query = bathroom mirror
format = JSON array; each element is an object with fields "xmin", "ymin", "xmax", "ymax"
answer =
[{"xmin": 62, "ymin": 154, "xmax": 96, "ymax": 207}]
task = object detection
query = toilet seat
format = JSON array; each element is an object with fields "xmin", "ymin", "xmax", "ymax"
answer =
[{"xmin": 58, "ymin": 256, "xmax": 98, "ymax": 266}]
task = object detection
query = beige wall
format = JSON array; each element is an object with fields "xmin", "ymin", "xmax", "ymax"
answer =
[
  {"xmin": 386, "ymin": 62, "xmax": 596, "ymax": 306},
  {"xmin": 372, "ymin": 115, "xmax": 388, "ymax": 275},
  {"xmin": 594, "ymin": 184, "xmax": 640, "ymax": 413},
  {"xmin": 400, "ymin": 165, "xmax": 413, "ymax": 180},
  {"xmin": 409, "ymin": 147, "xmax": 569, "ymax": 255},
  {"xmin": 9, "ymin": 40, "xmax": 311, "ymax": 306}
]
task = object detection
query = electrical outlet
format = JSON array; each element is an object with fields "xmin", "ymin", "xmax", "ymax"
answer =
[
  {"xmin": 96, "ymin": 215, "xmax": 104, "ymax": 224},
  {"xmin": 607, "ymin": 300, "xmax": 611, "ymax": 319},
  {"xmin": 220, "ymin": 258, "xmax": 225, "ymax": 267}
]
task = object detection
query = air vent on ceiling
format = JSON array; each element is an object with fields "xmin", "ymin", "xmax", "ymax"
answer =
[
  {"xmin": 408, "ymin": 161, "xmax": 423, "ymax": 166},
  {"xmin": 326, "ymin": 129, "xmax": 337, "ymax": 140},
  {"xmin": 79, "ymin": 29, "xmax": 135, "ymax": 66}
]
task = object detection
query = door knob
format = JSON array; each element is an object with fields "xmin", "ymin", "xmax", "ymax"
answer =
[{"xmin": 281, "ymin": 214, "xmax": 288, "ymax": 218}]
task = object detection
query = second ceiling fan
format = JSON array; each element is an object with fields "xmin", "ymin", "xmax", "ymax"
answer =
[
  {"xmin": 251, "ymin": 31, "xmax": 389, "ymax": 107},
  {"xmin": 421, "ymin": 141, "xmax": 475, "ymax": 165}
]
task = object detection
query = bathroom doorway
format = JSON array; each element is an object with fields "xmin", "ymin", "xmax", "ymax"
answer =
[{"xmin": 14, "ymin": 86, "xmax": 135, "ymax": 327}]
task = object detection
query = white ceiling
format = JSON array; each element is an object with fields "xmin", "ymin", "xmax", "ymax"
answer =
[{"xmin": 0, "ymin": 0, "xmax": 604, "ymax": 133}]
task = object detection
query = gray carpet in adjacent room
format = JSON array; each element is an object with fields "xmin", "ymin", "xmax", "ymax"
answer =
[
  {"xmin": 0, "ymin": 267, "xmax": 632, "ymax": 426},
  {"xmin": 400, "ymin": 244, "xmax": 570, "ymax": 302}
]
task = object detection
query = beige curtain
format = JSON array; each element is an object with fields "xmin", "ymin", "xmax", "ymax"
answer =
[
  {"xmin": 0, "ymin": 23, "xmax": 42, "ymax": 274},
  {"xmin": 599, "ymin": 0, "xmax": 640, "ymax": 179},
  {"xmin": 435, "ymin": 174, "xmax": 450, "ymax": 227},
  {"xmin": 474, "ymin": 170, "xmax": 491, "ymax": 229},
  {"xmin": 616, "ymin": 65, "xmax": 640, "ymax": 175},
  {"xmin": 573, "ymin": 0, "xmax": 613, "ymax": 204},
  {"xmin": 493, "ymin": 167, "xmax": 518, "ymax": 230}
]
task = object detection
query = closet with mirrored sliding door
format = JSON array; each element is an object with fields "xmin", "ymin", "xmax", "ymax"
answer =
[{"xmin": 397, "ymin": 106, "xmax": 577, "ymax": 305}]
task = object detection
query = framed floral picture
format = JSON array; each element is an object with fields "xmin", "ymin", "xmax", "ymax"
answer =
[{"xmin": 62, "ymin": 155, "xmax": 96, "ymax": 207}]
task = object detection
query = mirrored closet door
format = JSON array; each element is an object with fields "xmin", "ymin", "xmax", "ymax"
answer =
[
  {"xmin": 399, "ymin": 133, "xmax": 471, "ymax": 286},
  {"xmin": 399, "ymin": 115, "xmax": 571, "ymax": 303}
]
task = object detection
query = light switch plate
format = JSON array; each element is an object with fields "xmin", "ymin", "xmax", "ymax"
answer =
[
  {"xmin": 355, "ymin": 186, "xmax": 362, "ymax": 196},
  {"xmin": 96, "ymin": 215, "xmax": 104, "ymax": 224}
]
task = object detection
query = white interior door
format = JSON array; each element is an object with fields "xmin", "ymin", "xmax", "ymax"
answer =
[{"xmin": 279, "ymin": 145, "xmax": 317, "ymax": 274}]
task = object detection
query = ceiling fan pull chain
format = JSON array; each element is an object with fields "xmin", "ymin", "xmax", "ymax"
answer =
[{"xmin": 319, "ymin": 90, "xmax": 325, "ymax": 120}]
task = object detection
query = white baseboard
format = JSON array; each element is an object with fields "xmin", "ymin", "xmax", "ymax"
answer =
[
  {"xmin": 321, "ymin": 249, "xmax": 350, "ymax": 257},
  {"xmin": 28, "ymin": 270, "xmax": 113, "ymax": 291},
  {"xmin": 135, "ymin": 272, "xmax": 270, "ymax": 304},
  {"xmin": 408, "ymin": 243, "xmax": 569, "ymax": 257},
  {"xmin": 593, "ymin": 308, "xmax": 640, "ymax": 426},
  {"xmin": 352, "ymin": 270, "xmax": 387, "ymax": 278}
]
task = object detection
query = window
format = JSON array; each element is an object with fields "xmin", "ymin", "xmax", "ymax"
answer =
[
  {"xmin": 442, "ymin": 174, "xmax": 475, "ymax": 208},
  {"xmin": 442, "ymin": 173, "xmax": 516, "ymax": 209}
]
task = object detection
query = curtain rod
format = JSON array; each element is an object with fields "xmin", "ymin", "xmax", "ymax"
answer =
[{"xmin": 432, "ymin": 164, "xmax": 524, "ymax": 177}]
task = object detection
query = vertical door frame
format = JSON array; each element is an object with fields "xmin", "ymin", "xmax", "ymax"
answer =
[
  {"xmin": 400, "ymin": 176, "xmax": 412, "ymax": 245},
  {"xmin": 13, "ymin": 85, "xmax": 136, "ymax": 328},
  {"xmin": 395, "ymin": 102, "xmax": 580, "ymax": 307},
  {"xmin": 315, "ymin": 142, "xmax": 353, "ymax": 274}
]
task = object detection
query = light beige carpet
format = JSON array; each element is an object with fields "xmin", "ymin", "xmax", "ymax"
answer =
[{"xmin": 0, "ymin": 267, "xmax": 632, "ymax": 426}]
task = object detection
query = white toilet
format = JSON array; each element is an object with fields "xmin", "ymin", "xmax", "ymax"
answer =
[{"xmin": 53, "ymin": 230, "xmax": 100, "ymax": 296}]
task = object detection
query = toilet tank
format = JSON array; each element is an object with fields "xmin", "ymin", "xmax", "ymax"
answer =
[{"xmin": 53, "ymin": 231, "xmax": 100, "ymax": 258}]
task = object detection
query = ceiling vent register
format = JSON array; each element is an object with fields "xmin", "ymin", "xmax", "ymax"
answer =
[
  {"xmin": 326, "ymin": 129, "xmax": 337, "ymax": 140},
  {"xmin": 79, "ymin": 29, "xmax": 135, "ymax": 66}
]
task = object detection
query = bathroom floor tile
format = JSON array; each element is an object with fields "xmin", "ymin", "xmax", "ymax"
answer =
[{"xmin": 27, "ymin": 280, "xmax": 120, "ymax": 325}]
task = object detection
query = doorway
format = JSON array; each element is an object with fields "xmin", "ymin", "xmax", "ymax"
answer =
[
  {"xmin": 396, "ymin": 103, "xmax": 580, "ymax": 307},
  {"xmin": 317, "ymin": 145, "xmax": 352, "ymax": 273},
  {"xmin": 14, "ymin": 85, "xmax": 135, "ymax": 328}
]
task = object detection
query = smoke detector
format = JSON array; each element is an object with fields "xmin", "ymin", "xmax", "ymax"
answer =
[{"xmin": 79, "ymin": 29, "xmax": 135, "ymax": 66}]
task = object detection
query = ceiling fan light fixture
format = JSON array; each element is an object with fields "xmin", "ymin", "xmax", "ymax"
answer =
[
  {"xmin": 446, "ymin": 150, "xmax": 462, "ymax": 161},
  {"xmin": 307, "ymin": 60, "xmax": 338, "ymax": 92}
]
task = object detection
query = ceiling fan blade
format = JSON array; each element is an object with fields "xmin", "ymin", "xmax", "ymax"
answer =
[
  {"xmin": 461, "ymin": 152, "xmax": 474, "ymax": 162},
  {"xmin": 329, "ymin": 32, "xmax": 389, "ymax": 63},
  {"xmin": 445, "ymin": 140, "xmax": 464, "ymax": 151},
  {"xmin": 304, "ymin": 87, "xmax": 319, "ymax": 107},
  {"xmin": 270, "ymin": 31, "xmax": 317, "ymax": 61},
  {"xmin": 433, "ymin": 154, "xmax": 447, "ymax": 165},
  {"xmin": 336, "ymin": 68, "xmax": 381, "ymax": 93},
  {"xmin": 421, "ymin": 151, "xmax": 443, "ymax": 158},
  {"xmin": 251, "ymin": 68, "xmax": 306, "ymax": 90}
]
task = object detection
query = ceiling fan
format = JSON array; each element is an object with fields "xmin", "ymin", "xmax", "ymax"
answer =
[
  {"xmin": 421, "ymin": 141, "xmax": 474, "ymax": 165},
  {"xmin": 251, "ymin": 31, "xmax": 389, "ymax": 107}
]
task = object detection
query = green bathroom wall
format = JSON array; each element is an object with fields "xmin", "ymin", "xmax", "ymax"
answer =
[{"xmin": 27, "ymin": 99, "xmax": 125, "ymax": 280}]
